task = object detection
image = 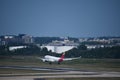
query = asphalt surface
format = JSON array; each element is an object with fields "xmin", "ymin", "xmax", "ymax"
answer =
[
  {"xmin": 0, "ymin": 65, "xmax": 79, "ymax": 71},
  {"xmin": 0, "ymin": 66, "xmax": 120, "ymax": 80}
]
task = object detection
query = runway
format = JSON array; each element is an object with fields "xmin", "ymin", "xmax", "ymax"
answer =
[
  {"xmin": 0, "ymin": 66, "xmax": 120, "ymax": 80},
  {"xmin": 0, "ymin": 65, "xmax": 79, "ymax": 71}
]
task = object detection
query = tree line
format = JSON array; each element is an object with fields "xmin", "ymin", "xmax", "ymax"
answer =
[
  {"xmin": 0, "ymin": 45, "xmax": 120, "ymax": 59},
  {"xmin": 65, "ymin": 45, "xmax": 120, "ymax": 59}
]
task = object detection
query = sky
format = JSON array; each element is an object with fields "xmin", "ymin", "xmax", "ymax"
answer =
[{"xmin": 0, "ymin": 0, "xmax": 120, "ymax": 37}]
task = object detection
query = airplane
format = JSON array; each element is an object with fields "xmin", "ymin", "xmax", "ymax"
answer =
[{"xmin": 38, "ymin": 53, "xmax": 81, "ymax": 64}]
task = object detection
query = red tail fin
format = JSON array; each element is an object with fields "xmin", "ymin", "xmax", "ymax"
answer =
[
  {"xmin": 58, "ymin": 53, "xmax": 65, "ymax": 62},
  {"xmin": 60, "ymin": 53, "xmax": 65, "ymax": 59}
]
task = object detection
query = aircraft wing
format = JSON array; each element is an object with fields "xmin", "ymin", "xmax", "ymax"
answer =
[
  {"xmin": 63, "ymin": 56, "xmax": 81, "ymax": 61},
  {"xmin": 36, "ymin": 57, "xmax": 45, "ymax": 61}
]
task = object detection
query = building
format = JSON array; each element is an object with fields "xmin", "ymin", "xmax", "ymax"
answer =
[
  {"xmin": 0, "ymin": 34, "xmax": 34, "ymax": 45},
  {"xmin": 0, "ymin": 35, "xmax": 15, "ymax": 45},
  {"xmin": 41, "ymin": 39, "xmax": 79, "ymax": 54},
  {"xmin": 86, "ymin": 45, "xmax": 104, "ymax": 49},
  {"xmin": 9, "ymin": 46, "xmax": 27, "ymax": 51},
  {"xmin": 20, "ymin": 34, "xmax": 33, "ymax": 44}
]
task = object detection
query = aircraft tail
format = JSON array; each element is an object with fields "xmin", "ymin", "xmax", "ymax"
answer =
[{"xmin": 58, "ymin": 52, "xmax": 65, "ymax": 62}]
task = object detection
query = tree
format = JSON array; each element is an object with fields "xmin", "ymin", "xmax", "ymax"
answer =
[{"xmin": 77, "ymin": 45, "xmax": 87, "ymax": 50}]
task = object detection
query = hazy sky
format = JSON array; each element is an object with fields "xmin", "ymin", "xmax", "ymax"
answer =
[{"xmin": 0, "ymin": 0, "xmax": 120, "ymax": 37}]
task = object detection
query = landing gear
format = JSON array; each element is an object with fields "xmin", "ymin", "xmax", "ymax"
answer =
[
  {"xmin": 49, "ymin": 62, "xmax": 52, "ymax": 65},
  {"xmin": 58, "ymin": 62, "xmax": 61, "ymax": 65}
]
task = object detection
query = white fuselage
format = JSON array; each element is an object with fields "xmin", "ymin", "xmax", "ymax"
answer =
[
  {"xmin": 44, "ymin": 55, "xmax": 60, "ymax": 62},
  {"xmin": 40, "ymin": 53, "xmax": 81, "ymax": 64}
]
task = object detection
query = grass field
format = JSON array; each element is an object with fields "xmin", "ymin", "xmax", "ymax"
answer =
[
  {"xmin": 0, "ymin": 68, "xmax": 41, "ymax": 74},
  {"xmin": 0, "ymin": 56, "xmax": 120, "ymax": 73},
  {"xmin": 0, "ymin": 56, "xmax": 120, "ymax": 80}
]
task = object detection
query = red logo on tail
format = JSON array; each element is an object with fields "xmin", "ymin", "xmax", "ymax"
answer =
[{"xmin": 58, "ymin": 53, "xmax": 65, "ymax": 62}]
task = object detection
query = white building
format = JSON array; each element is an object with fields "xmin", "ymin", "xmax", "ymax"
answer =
[
  {"xmin": 41, "ymin": 40, "xmax": 79, "ymax": 54},
  {"xmin": 9, "ymin": 46, "xmax": 27, "ymax": 51},
  {"xmin": 41, "ymin": 45, "xmax": 76, "ymax": 53},
  {"xmin": 86, "ymin": 45, "xmax": 104, "ymax": 49}
]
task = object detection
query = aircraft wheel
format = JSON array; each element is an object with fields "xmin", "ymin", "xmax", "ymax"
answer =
[
  {"xmin": 49, "ymin": 62, "xmax": 52, "ymax": 65},
  {"xmin": 58, "ymin": 62, "xmax": 61, "ymax": 65}
]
